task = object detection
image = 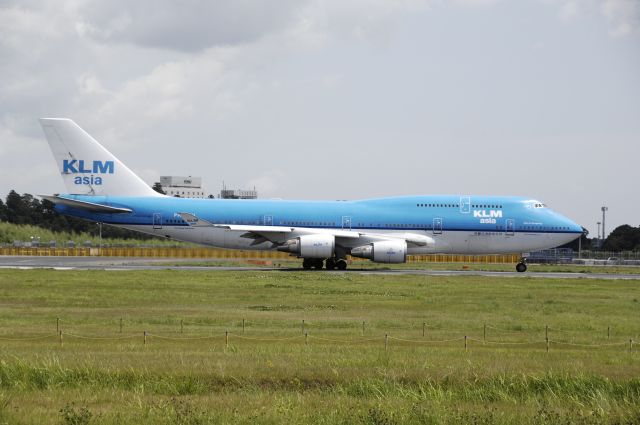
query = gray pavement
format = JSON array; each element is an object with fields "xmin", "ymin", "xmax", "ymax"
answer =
[{"xmin": 0, "ymin": 256, "xmax": 639, "ymax": 279}]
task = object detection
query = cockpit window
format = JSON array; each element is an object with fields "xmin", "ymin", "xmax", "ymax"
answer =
[{"xmin": 527, "ymin": 200, "xmax": 548, "ymax": 209}]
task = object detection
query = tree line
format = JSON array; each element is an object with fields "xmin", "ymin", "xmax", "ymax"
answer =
[
  {"xmin": 0, "ymin": 191, "xmax": 156, "ymax": 240},
  {"xmin": 1, "ymin": 190, "xmax": 639, "ymax": 250}
]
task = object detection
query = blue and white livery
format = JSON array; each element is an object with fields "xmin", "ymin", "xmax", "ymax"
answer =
[{"xmin": 39, "ymin": 118, "xmax": 582, "ymax": 272}]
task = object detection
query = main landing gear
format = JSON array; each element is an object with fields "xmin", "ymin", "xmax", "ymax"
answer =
[
  {"xmin": 516, "ymin": 257, "xmax": 528, "ymax": 273},
  {"xmin": 302, "ymin": 258, "xmax": 348, "ymax": 270},
  {"xmin": 325, "ymin": 257, "xmax": 347, "ymax": 270}
]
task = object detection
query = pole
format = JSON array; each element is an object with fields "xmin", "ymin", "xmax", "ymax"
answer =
[
  {"xmin": 601, "ymin": 206, "xmax": 608, "ymax": 245},
  {"xmin": 305, "ymin": 332, "xmax": 308, "ymax": 345},
  {"xmin": 56, "ymin": 317, "xmax": 59, "ymax": 333},
  {"xmin": 362, "ymin": 321, "xmax": 365, "ymax": 335},
  {"xmin": 464, "ymin": 335, "xmax": 467, "ymax": 350},
  {"xmin": 608, "ymin": 326, "xmax": 610, "ymax": 340},
  {"xmin": 181, "ymin": 319, "xmax": 183, "ymax": 334},
  {"xmin": 422, "ymin": 322, "xmax": 425, "ymax": 337},
  {"xmin": 225, "ymin": 331, "xmax": 228, "ymax": 348},
  {"xmin": 143, "ymin": 331, "xmax": 147, "ymax": 345},
  {"xmin": 578, "ymin": 232, "xmax": 582, "ymax": 259},
  {"xmin": 302, "ymin": 320, "xmax": 305, "ymax": 335},
  {"xmin": 59, "ymin": 330, "xmax": 63, "ymax": 346},
  {"xmin": 98, "ymin": 222, "xmax": 102, "ymax": 255},
  {"xmin": 483, "ymin": 324, "xmax": 486, "ymax": 342},
  {"xmin": 385, "ymin": 334, "xmax": 388, "ymax": 351},
  {"xmin": 120, "ymin": 318, "xmax": 123, "ymax": 333},
  {"xmin": 243, "ymin": 318, "xmax": 245, "ymax": 334}
]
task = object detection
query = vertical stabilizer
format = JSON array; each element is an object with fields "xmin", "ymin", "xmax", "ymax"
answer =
[{"xmin": 39, "ymin": 118, "xmax": 160, "ymax": 197}]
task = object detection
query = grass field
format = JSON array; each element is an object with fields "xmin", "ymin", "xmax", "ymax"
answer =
[
  {"xmin": 158, "ymin": 258, "xmax": 640, "ymax": 274},
  {"xmin": 0, "ymin": 269, "xmax": 639, "ymax": 424}
]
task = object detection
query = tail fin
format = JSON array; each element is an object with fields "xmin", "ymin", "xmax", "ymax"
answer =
[{"xmin": 39, "ymin": 118, "xmax": 160, "ymax": 197}]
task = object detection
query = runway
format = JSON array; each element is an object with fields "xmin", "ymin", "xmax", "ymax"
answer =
[{"xmin": 1, "ymin": 256, "xmax": 639, "ymax": 280}]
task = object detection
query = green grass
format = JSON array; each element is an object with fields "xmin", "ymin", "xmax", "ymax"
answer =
[
  {"xmin": 0, "ymin": 269, "xmax": 639, "ymax": 424},
  {"xmin": 156, "ymin": 258, "xmax": 640, "ymax": 274}
]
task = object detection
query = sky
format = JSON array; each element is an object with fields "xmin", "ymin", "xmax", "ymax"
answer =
[{"xmin": 0, "ymin": 0, "xmax": 638, "ymax": 238}]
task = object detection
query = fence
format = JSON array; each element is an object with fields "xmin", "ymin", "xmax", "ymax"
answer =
[
  {"xmin": 0, "ymin": 246, "xmax": 520, "ymax": 263},
  {"xmin": 1, "ymin": 318, "xmax": 636, "ymax": 352}
]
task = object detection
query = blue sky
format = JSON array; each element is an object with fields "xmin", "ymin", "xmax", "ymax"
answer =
[{"xmin": 0, "ymin": 0, "xmax": 638, "ymax": 237}]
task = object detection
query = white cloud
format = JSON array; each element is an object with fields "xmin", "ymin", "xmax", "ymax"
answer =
[
  {"xmin": 601, "ymin": 0, "xmax": 640, "ymax": 36},
  {"xmin": 549, "ymin": 0, "xmax": 640, "ymax": 36}
]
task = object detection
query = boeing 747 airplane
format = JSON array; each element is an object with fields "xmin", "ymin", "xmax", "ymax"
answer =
[{"xmin": 39, "ymin": 118, "xmax": 582, "ymax": 272}]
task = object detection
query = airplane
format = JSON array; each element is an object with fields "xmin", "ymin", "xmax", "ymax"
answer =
[{"xmin": 38, "ymin": 118, "xmax": 583, "ymax": 272}]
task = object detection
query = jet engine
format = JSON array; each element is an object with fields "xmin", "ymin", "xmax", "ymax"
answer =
[
  {"xmin": 350, "ymin": 240, "xmax": 407, "ymax": 263},
  {"xmin": 277, "ymin": 234, "xmax": 335, "ymax": 258}
]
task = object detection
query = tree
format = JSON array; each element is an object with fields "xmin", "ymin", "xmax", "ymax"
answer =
[
  {"xmin": 0, "ymin": 198, "xmax": 7, "ymax": 222},
  {"xmin": 5, "ymin": 190, "xmax": 30, "ymax": 224},
  {"xmin": 152, "ymin": 182, "xmax": 166, "ymax": 195},
  {"xmin": 602, "ymin": 225, "xmax": 640, "ymax": 251}
]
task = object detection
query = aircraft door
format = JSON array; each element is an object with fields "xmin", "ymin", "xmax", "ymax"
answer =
[
  {"xmin": 506, "ymin": 219, "xmax": 515, "ymax": 236},
  {"xmin": 263, "ymin": 215, "xmax": 273, "ymax": 226},
  {"xmin": 153, "ymin": 213, "xmax": 162, "ymax": 230},
  {"xmin": 342, "ymin": 216, "xmax": 352, "ymax": 230},
  {"xmin": 459, "ymin": 196, "xmax": 471, "ymax": 214},
  {"xmin": 433, "ymin": 217, "xmax": 443, "ymax": 235}
]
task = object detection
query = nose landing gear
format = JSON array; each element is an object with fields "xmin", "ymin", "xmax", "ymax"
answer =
[{"xmin": 516, "ymin": 256, "xmax": 528, "ymax": 273}]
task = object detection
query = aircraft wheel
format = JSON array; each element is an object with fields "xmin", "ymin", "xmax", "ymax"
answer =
[
  {"xmin": 336, "ymin": 259, "xmax": 347, "ymax": 270},
  {"xmin": 516, "ymin": 262, "xmax": 527, "ymax": 273},
  {"xmin": 302, "ymin": 258, "xmax": 313, "ymax": 270},
  {"xmin": 326, "ymin": 258, "xmax": 337, "ymax": 270}
]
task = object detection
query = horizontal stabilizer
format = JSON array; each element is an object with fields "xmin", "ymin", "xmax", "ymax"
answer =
[{"xmin": 40, "ymin": 195, "xmax": 132, "ymax": 214}]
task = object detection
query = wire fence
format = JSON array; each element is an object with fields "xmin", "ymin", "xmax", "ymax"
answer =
[{"xmin": 0, "ymin": 319, "xmax": 636, "ymax": 352}]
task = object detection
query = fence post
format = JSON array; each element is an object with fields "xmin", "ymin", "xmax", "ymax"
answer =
[
  {"xmin": 225, "ymin": 331, "xmax": 229, "ymax": 348},
  {"xmin": 305, "ymin": 332, "xmax": 308, "ymax": 345},
  {"xmin": 608, "ymin": 326, "xmax": 610, "ymax": 340},
  {"xmin": 243, "ymin": 318, "xmax": 245, "ymax": 334},
  {"xmin": 464, "ymin": 335, "xmax": 467, "ymax": 350},
  {"xmin": 362, "ymin": 321, "xmax": 365, "ymax": 335},
  {"xmin": 59, "ymin": 330, "xmax": 63, "ymax": 347},
  {"xmin": 302, "ymin": 320, "xmax": 305, "ymax": 335},
  {"xmin": 546, "ymin": 337, "xmax": 549, "ymax": 353},
  {"xmin": 385, "ymin": 334, "xmax": 388, "ymax": 351},
  {"xmin": 143, "ymin": 331, "xmax": 147, "ymax": 345},
  {"xmin": 630, "ymin": 339, "xmax": 633, "ymax": 352},
  {"xmin": 545, "ymin": 325, "xmax": 548, "ymax": 341},
  {"xmin": 181, "ymin": 319, "xmax": 184, "ymax": 334},
  {"xmin": 56, "ymin": 317, "xmax": 60, "ymax": 333},
  {"xmin": 120, "ymin": 318, "xmax": 123, "ymax": 334},
  {"xmin": 422, "ymin": 322, "xmax": 425, "ymax": 337},
  {"xmin": 483, "ymin": 324, "xmax": 486, "ymax": 342}
]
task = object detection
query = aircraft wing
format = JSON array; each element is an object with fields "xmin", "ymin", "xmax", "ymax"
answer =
[
  {"xmin": 40, "ymin": 195, "xmax": 133, "ymax": 214},
  {"xmin": 177, "ymin": 212, "xmax": 430, "ymax": 247}
]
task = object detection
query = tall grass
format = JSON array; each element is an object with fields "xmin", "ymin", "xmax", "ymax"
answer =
[{"xmin": 0, "ymin": 221, "xmax": 188, "ymax": 247}]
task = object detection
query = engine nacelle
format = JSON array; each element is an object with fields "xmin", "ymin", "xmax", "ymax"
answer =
[
  {"xmin": 351, "ymin": 240, "xmax": 407, "ymax": 263},
  {"xmin": 277, "ymin": 234, "xmax": 335, "ymax": 258}
]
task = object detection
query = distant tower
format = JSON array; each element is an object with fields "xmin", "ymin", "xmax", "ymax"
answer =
[{"xmin": 601, "ymin": 206, "xmax": 608, "ymax": 241}]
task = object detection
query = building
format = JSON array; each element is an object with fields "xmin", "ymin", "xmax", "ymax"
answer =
[
  {"xmin": 219, "ymin": 186, "xmax": 258, "ymax": 199},
  {"xmin": 159, "ymin": 176, "xmax": 208, "ymax": 198}
]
